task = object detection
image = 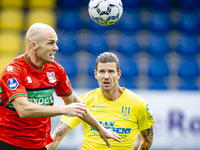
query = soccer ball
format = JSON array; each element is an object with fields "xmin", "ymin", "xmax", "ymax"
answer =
[{"xmin": 88, "ymin": 0, "xmax": 123, "ymax": 26}]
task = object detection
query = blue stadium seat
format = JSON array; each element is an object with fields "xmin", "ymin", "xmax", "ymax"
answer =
[
  {"xmin": 56, "ymin": 34, "xmax": 80, "ymax": 56},
  {"xmin": 148, "ymin": 0, "xmax": 172, "ymax": 9},
  {"xmin": 178, "ymin": 12, "xmax": 199, "ymax": 32},
  {"xmin": 121, "ymin": 0, "xmax": 141, "ymax": 8},
  {"xmin": 146, "ymin": 34, "xmax": 170, "ymax": 56},
  {"xmin": 86, "ymin": 34, "xmax": 109, "ymax": 56},
  {"xmin": 148, "ymin": 11, "xmax": 172, "ymax": 32},
  {"xmin": 148, "ymin": 79, "xmax": 168, "ymax": 90},
  {"xmin": 119, "ymin": 79, "xmax": 137, "ymax": 89},
  {"xmin": 116, "ymin": 34, "xmax": 140, "ymax": 57},
  {"xmin": 85, "ymin": 76, "xmax": 99, "ymax": 89},
  {"xmin": 56, "ymin": 0, "xmax": 82, "ymax": 8},
  {"xmin": 117, "ymin": 10, "xmax": 142, "ymax": 32},
  {"xmin": 178, "ymin": 60, "xmax": 200, "ymax": 79},
  {"xmin": 86, "ymin": 58, "xmax": 96, "ymax": 77},
  {"xmin": 56, "ymin": 10, "xmax": 82, "ymax": 31},
  {"xmin": 147, "ymin": 60, "xmax": 170, "ymax": 79},
  {"xmin": 178, "ymin": 80, "xmax": 199, "ymax": 90},
  {"xmin": 56, "ymin": 58, "xmax": 78, "ymax": 79},
  {"xmin": 120, "ymin": 60, "xmax": 139, "ymax": 81},
  {"xmin": 176, "ymin": 35, "xmax": 200, "ymax": 57},
  {"xmin": 176, "ymin": 0, "xmax": 199, "ymax": 9}
]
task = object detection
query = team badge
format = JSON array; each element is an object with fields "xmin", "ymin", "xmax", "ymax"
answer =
[
  {"xmin": 8, "ymin": 78, "xmax": 19, "ymax": 90},
  {"xmin": 121, "ymin": 106, "xmax": 130, "ymax": 117},
  {"xmin": 47, "ymin": 72, "xmax": 56, "ymax": 83}
]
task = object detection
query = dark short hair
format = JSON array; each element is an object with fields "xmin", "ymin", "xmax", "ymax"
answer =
[{"xmin": 96, "ymin": 52, "xmax": 120, "ymax": 72}]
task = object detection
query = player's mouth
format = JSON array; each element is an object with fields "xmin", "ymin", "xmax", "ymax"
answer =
[
  {"xmin": 50, "ymin": 53, "xmax": 55, "ymax": 58},
  {"xmin": 103, "ymin": 81, "xmax": 110, "ymax": 86}
]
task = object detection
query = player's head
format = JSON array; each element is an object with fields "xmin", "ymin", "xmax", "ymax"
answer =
[
  {"xmin": 26, "ymin": 23, "xmax": 58, "ymax": 66},
  {"xmin": 94, "ymin": 52, "xmax": 121, "ymax": 92},
  {"xmin": 95, "ymin": 52, "xmax": 120, "ymax": 72}
]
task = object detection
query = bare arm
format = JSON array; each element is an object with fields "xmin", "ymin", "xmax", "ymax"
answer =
[
  {"xmin": 46, "ymin": 121, "xmax": 71, "ymax": 150},
  {"xmin": 61, "ymin": 93, "xmax": 121, "ymax": 147},
  {"xmin": 138, "ymin": 126, "xmax": 153, "ymax": 150},
  {"xmin": 11, "ymin": 96, "xmax": 87, "ymax": 118}
]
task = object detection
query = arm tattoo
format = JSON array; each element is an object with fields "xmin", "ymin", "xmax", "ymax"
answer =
[
  {"xmin": 55, "ymin": 121, "xmax": 71, "ymax": 137},
  {"xmin": 138, "ymin": 126, "xmax": 153, "ymax": 150}
]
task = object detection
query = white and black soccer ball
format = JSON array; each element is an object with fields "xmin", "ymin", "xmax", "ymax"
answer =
[{"xmin": 88, "ymin": 0, "xmax": 123, "ymax": 26}]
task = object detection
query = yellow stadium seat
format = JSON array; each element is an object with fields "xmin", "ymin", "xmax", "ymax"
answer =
[
  {"xmin": 0, "ymin": 31, "xmax": 21, "ymax": 54},
  {"xmin": 26, "ymin": 9, "xmax": 56, "ymax": 29},
  {"xmin": 0, "ymin": 9, "xmax": 24, "ymax": 30},
  {"xmin": 0, "ymin": 0, "xmax": 24, "ymax": 8},
  {"xmin": 0, "ymin": 54, "xmax": 17, "ymax": 76},
  {"xmin": 27, "ymin": 0, "xmax": 56, "ymax": 8}
]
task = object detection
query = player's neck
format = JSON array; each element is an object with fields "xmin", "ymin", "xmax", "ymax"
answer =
[{"xmin": 102, "ymin": 86, "xmax": 123, "ymax": 101}]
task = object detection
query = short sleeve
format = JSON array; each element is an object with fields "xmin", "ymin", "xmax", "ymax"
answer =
[
  {"xmin": 54, "ymin": 65, "xmax": 73, "ymax": 97},
  {"xmin": 1, "ymin": 65, "xmax": 28, "ymax": 102},
  {"xmin": 60, "ymin": 115, "xmax": 81, "ymax": 129},
  {"xmin": 138, "ymin": 103, "xmax": 155, "ymax": 131}
]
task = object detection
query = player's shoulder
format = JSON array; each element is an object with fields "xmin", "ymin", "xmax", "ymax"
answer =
[
  {"xmin": 80, "ymin": 88, "xmax": 100, "ymax": 101},
  {"xmin": 124, "ymin": 88, "xmax": 147, "ymax": 105}
]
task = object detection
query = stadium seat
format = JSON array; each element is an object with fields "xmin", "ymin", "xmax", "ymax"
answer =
[
  {"xmin": 176, "ymin": 0, "xmax": 199, "ymax": 9},
  {"xmin": 85, "ymin": 76, "xmax": 99, "ymax": 89},
  {"xmin": 0, "ymin": 31, "xmax": 21, "ymax": 54},
  {"xmin": 56, "ymin": 34, "xmax": 80, "ymax": 56},
  {"xmin": 86, "ymin": 34, "xmax": 109, "ymax": 56},
  {"xmin": 178, "ymin": 80, "xmax": 199, "ymax": 90},
  {"xmin": 0, "ymin": 0, "xmax": 24, "ymax": 8},
  {"xmin": 56, "ymin": 0, "xmax": 82, "ymax": 8},
  {"xmin": 178, "ymin": 60, "xmax": 200, "ymax": 79},
  {"xmin": 116, "ymin": 34, "xmax": 140, "ymax": 57},
  {"xmin": 147, "ymin": 60, "xmax": 170, "ymax": 79},
  {"xmin": 0, "ymin": 9, "xmax": 24, "ymax": 30},
  {"xmin": 86, "ymin": 58, "xmax": 96, "ymax": 77},
  {"xmin": 146, "ymin": 34, "xmax": 170, "ymax": 56},
  {"xmin": 148, "ymin": 11, "xmax": 172, "ymax": 32},
  {"xmin": 121, "ymin": 0, "xmax": 141, "ymax": 8},
  {"xmin": 56, "ymin": 57, "xmax": 78, "ymax": 79},
  {"xmin": 178, "ymin": 12, "xmax": 199, "ymax": 32},
  {"xmin": 26, "ymin": 9, "xmax": 56, "ymax": 29},
  {"xmin": 176, "ymin": 35, "xmax": 200, "ymax": 56},
  {"xmin": 148, "ymin": 0, "xmax": 171, "ymax": 9},
  {"xmin": 27, "ymin": 0, "xmax": 56, "ymax": 8},
  {"xmin": 148, "ymin": 79, "xmax": 168, "ymax": 90},
  {"xmin": 117, "ymin": 10, "xmax": 142, "ymax": 32},
  {"xmin": 120, "ymin": 60, "xmax": 139, "ymax": 81},
  {"xmin": 119, "ymin": 79, "xmax": 137, "ymax": 89},
  {"xmin": 56, "ymin": 10, "xmax": 82, "ymax": 31}
]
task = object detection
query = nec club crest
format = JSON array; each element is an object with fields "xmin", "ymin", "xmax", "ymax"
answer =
[
  {"xmin": 47, "ymin": 72, "xmax": 56, "ymax": 83},
  {"xmin": 121, "ymin": 106, "xmax": 130, "ymax": 117}
]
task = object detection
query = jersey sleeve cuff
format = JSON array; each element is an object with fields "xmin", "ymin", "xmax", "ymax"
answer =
[
  {"xmin": 9, "ymin": 93, "xmax": 28, "ymax": 102},
  {"xmin": 57, "ymin": 90, "xmax": 73, "ymax": 97}
]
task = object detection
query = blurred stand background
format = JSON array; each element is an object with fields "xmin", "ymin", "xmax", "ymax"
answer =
[{"xmin": 0, "ymin": 0, "xmax": 200, "ymax": 149}]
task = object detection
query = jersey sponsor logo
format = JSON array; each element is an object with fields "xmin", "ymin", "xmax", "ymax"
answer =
[
  {"xmin": 28, "ymin": 96, "xmax": 54, "ymax": 105},
  {"xmin": 91, "ymin": 121, "xmax": 131, "ymax": 136},
  {"xmin": 7, "ymin": 66, "xmax": 13, "ymax": 72},
  {"xmin": 47, "ymin": 72, "xmax": 56, "ymax": 83},
  {"xmin": 8, "ymin": 78, "xmax": 19, "ymax": 90},
  {"xmin": 27, "ymin": 76, "xmax": 32, "ymax": 83},
  {"xmin": 121, "ymin": 106, "xmax": 130, "ymax": 117}
]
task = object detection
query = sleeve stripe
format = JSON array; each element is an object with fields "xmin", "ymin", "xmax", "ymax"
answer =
[
  {"xmin": 9, "ymin": 93, "xmax": 28, "ymax": 101},
  {"xmin": 57, "ymin": 90, "xmax": 73, "ymax": 97}
]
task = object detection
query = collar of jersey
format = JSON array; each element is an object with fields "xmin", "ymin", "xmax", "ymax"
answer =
[{"xmin": 24, "ymin": 53, "xmax": 44, "ymax": 72}]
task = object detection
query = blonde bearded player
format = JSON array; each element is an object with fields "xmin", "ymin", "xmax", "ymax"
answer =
[{"xmin": 47, "ymin": 52, "xmax": 155, "ymax": 150}]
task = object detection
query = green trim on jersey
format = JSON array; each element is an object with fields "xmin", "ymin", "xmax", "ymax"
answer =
[
  {"xmin": 57, "ymin": 90, "xmax": 72, "ymax": 97},
  {"xmin": 9, "ymin": 93, "xmax": 28, "ymax": 101},
  {"xmin": 0, "ymin": 86, "xmax": 2, "ymax": 102},
  {"xmin": 24, "ymin": 54, "xmax": 44, "ymax": 72}
]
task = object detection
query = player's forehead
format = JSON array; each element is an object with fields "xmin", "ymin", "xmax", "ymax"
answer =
[
  {"xmin": 42, "ymin": 29, "xmax": 58, "ymax": 42},
  {"xmin": 97, "ymin": 62, "xmax": 117, "ymax": 70}
]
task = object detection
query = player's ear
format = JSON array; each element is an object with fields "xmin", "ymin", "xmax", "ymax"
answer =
[
  {"xmin": 94, "ymin": 70, "xmax": 97, "ymax": 79},
  {"xmin": 118, "ymin": 70, "xmax": 121, "ymax": 79},
  {"xmin": 30, "ymin": 41, "xmax": 37, "ymax": 50}
]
